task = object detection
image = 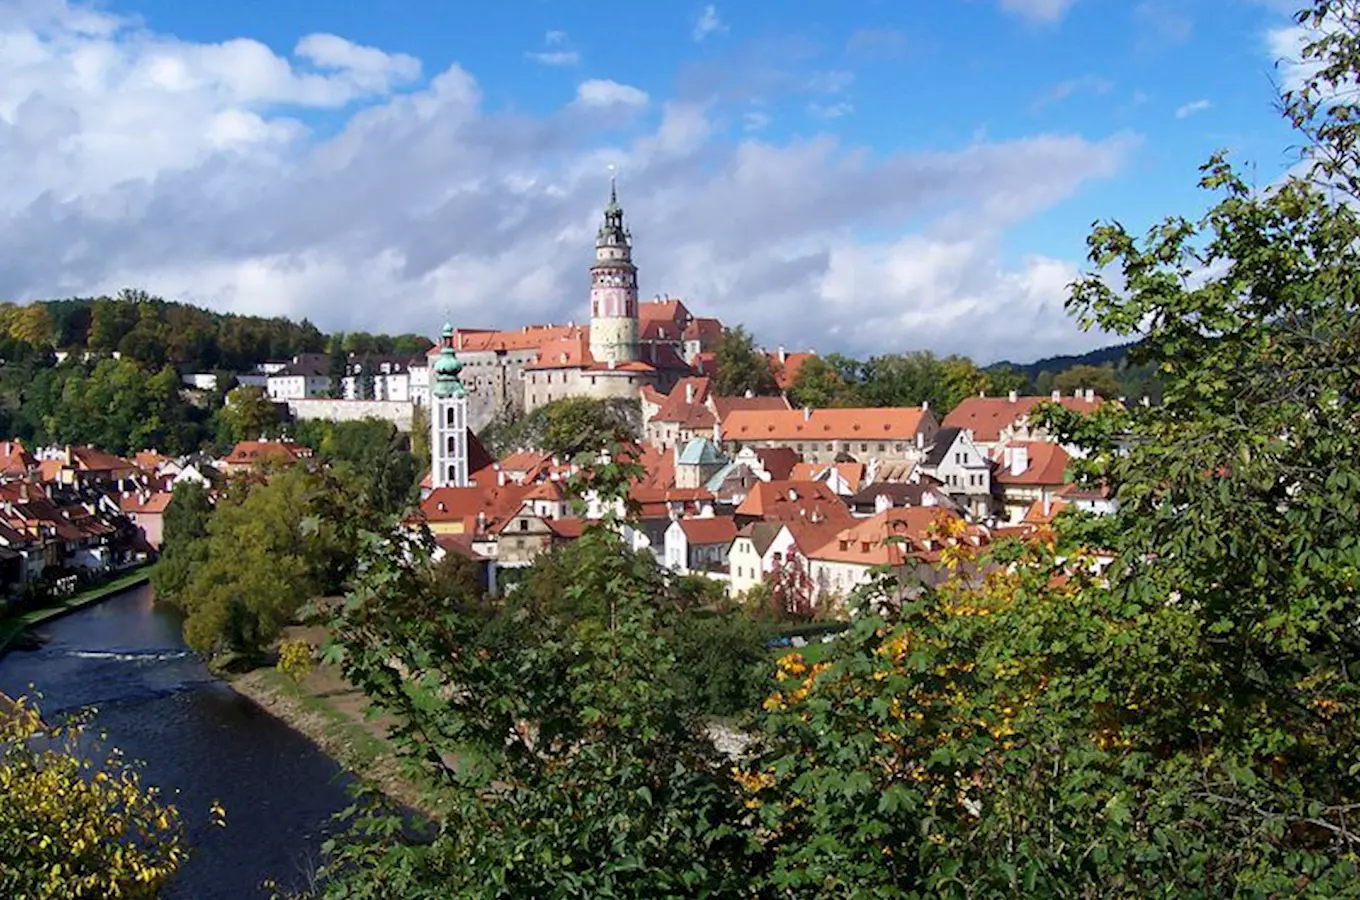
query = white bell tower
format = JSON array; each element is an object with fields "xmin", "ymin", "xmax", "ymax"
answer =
[{"xmin": 430, "ymin": 323, "xmax": 469, "ymax": 489}]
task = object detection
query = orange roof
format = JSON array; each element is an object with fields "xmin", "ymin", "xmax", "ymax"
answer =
[
  {"xmin": 710, "ymin": 393, "xmax": 791, "ymax": 419},
  {"xmin": 545, "ymin": 517, "xmax": 587, "ymax": 539},
  {"xmin": 1022, "ymin": 496, "xmax": 1071, "ymax": 525},
  {"xmin": 37, "ymin": 460, "xmax": 62, "ymax": 483},
  {"xmin": 527, "ymin": 332, "xmax": 595, "ymax": 370},
  {"xmin": 638, "ymin": 298, "xmax": 691, "ymax": 325},
  {"xmin": 500, "ymin": 450, "xmax": 550, "ymax": 474},
  {"xmin": 683, "ymin": 317, "xmax": 723, "ymax": 343},
  {"xmin": 735, "ymin": 480, "xmax": 852, "ymax": 523},
  {"xmin": 118, "ymin": 492, "xmax": 173, "ymax": 515},
  {"xmin": 522, "ymin": 480, "xmax": 566, "ymax": 501},
  {"xmin": 223, "ymin": 441, "xmax": 309, "ymax": 467},
  {"xmin": 943, "ymin": 394, "xmax": 1103, "ymax": 443},
  {"xmin": 434, "ymin": 533, "xmax": 490, "ymax": 561},
  {"xmin": 678, "ymin": 516, "xmax": 738, "ymax": 546},
  {"xmin": 789, "ymin": 461, "xmax": 866, "ymax": 493},
  {"xmin": 133, "ymin": 450, "xmax": 169, "ymax": 472},
  {"xmin": 0, "ymin": 440, "xmax": 35, "ymax": 476},
  {"xmin": 722, "ymin": 407, "xmax": 929, "ymax": 442},
  {"xmin": 421, "ymin": 482, "xmax": 530, "ymax": 533},
  {"xmin": 770, "ymin": 351, "xmax": 815, "ymax": 390},
  {"xmin": 805, "ymin": 507, "xmax": 968, "ymax": 566},
  {"xmin": 994, "ymin": 442, "xmax": 1070, "ymax": 486},
  {"xmin": 652, "ymin": 377, "xmax": 716, "ymax": 427},
  {"xmin": 69, "ymin": 446, "xmax": 136, "ymax": 472},
  {"xmin": 446, "ymin": 324, "xmax": 587, "ymax": 354}
]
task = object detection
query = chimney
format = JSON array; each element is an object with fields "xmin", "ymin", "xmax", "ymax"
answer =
[
  {"xmin": 1008, "ymin": 389, "xmax": 1017, "ymax": 404},
  {"xmin": 921, "ymin": 400, "xmax": 929, "ymax": 412},
  {"xmin": 1051, "ymin": 390, "xmax": 1061, "ymax": 402},
  {"xmin": 1042, "ymin": 493, "xmax": 1052, "ymax": 518},
  {"xmin": 1010, "ymin": 445, "xmax": 1028, "ymax": 477},
  {"xmin": 685, "ymin": 382, "xmax": 694, "ymax": 404},
  {"xmin": 497, "ymin": 470, "xmax": 506, "ymax": 487},
  {"xmin": 802, "ymin": 406, "xmax": 812, "ymax": 422},
  {"xmin": 744, "ymin": 389, "xmax": 754, "ymax": 399},
  {"xmin": 477, "ymin": 511, "xmax": 487, "ymax": 533},
  {"xmin": 1085, "ymin": 388, "xmax": 1095, "ymax": 402},
  {"xmin": 778, "ymin": 346, "xmax": 787, "ymax": 365},
  {"xmin": 916, "ymin": 432, "xmax": 924, "ymax": 450}
]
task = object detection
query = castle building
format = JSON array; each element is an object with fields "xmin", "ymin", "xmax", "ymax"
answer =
[
  {"xmin": 429, "ymin": 324, "xmax": 470, "ymax": 489},
  {"xmin": 589, "ymin": 177, "xmax": 639, "ymax": 365},
  {"xmin": 434, "ymin": 180, "xmax": 698, "ymax": 430}
]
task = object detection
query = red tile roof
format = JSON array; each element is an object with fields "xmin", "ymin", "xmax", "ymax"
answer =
[
  {"xmin": 638, "ymin": 298, "xmax": 691, "ymax": 326},
  {"xmin": 223, "ymin": 441, "xmax": 310, "ymax": 468},
  {"xmin": 682, "ymin": 317, "xmax": 723, "ymax": 343},
  {"xmin": 735, "ymin": 481, "xmax": 852, "ymax": 523},
  {"xmin": 943, "ymin": 394, "xmax": 1103, "ymax": 443},
  {"xmin": 448, "ymin": 325, "xmax": 587, "ymax": 354},
  {"xmin": 710, "ymin": 393, "xmax": 791, "ymax": 419},
  {"xmin": 993, "ymin": 442, "xmax": 1070, "ymax": 487},
  {"xmin": 789, "ymin": 461, "xmax": 866, "ymax": 493},
  {"xmin": 753, "ymin": 447, "xmax": 800, "ymax": 481},
  {"xmin": 805, "ymin": 508, "xmax": 971, "ymax": 566},
  {"xmin": 678, "ymin": 516, "xmax": 738, "ymax": 546},
  {"xmin": 118, "ymin": 492, "xmax": 173, "ymax": 515},
  {"xmin": 769, "ymin": 351, "xmax": 815, "ymax": 391},
  {"xmin": 722, "ymin": 407, "xmax": 930, "ymax": 442},
  {"xmin": 0, "ymin": 441, "xmax": 36, "ymax": 476}
]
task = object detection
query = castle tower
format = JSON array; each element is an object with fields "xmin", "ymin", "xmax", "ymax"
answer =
[
  {"xmin": 588, "ymin": 175, "xmax": 640, "ymax": 365},
  {"xmin": 430, "ymin": 323, "xmax": 470, "ymax": 489}
]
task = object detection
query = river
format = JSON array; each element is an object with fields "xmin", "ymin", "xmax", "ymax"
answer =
[{"xmin": 0, "ymin": 585, "xmax": 356, "ymax": 898}]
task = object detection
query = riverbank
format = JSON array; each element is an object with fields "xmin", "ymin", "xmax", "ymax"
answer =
[
  {"xmin": 0, "ymin": 565, "xmax": 154, "ymax": 655},
  {"xmin": 229, "ymin": 641, "xmax": 439, "ymax": 820}
]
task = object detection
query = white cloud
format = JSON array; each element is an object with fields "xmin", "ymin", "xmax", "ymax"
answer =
[
  {"xmin": 808, "ymin": 100, "xmax": 853, "ymax": 119},
  {"xmin": 692, "ymin": 5, "xmax": 727, "ymax": 42},
  {"xmin": 0, "ymin": 1, "xmax": 1139, "ymax": 362},
  {"xmin": 544, "ymin": 30, "xmax": 567, "ymax": 46},
  {"xmin": 1031, "ymin": 75, "xmax": 1113, "ymax": 111},
  {"xmin": 573, "ymin": 79, "xmax": 649, "ymax": 108},
  {"xmin": 1175, "ymin": 98, "xmax": 1212, "ymax": 118},
  {"xmin": 998, "ymin": 0, "xmax": 1080, "ymax": 24},
  {"xmin": 527, "ymin": 50, "xmax": 580, "ymax": 67}
]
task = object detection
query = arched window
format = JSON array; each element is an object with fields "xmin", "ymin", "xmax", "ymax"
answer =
[{"xmin": 446, "ymin": 407, "xmax": 455, "ymax": 427}]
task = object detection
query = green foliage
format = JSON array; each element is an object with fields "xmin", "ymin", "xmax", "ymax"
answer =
[
  {"xmin": 317, "ymin": 519, "xmax": 757, "ymax": 897},
  {"xmin": 161, "ymin": 465, "xmax": 371, "ymax": 658},
  {"xmin": 293, "ymin": 418, "xmax": 417, "ymax": 514},
  {"xmin": 217, "ymin": 385, "xmax": 281, "ymax": 445},
  {"xmin": 712, "ymin": 325, "xmax": 779, "ymax": 397},
  {"xmin": 790, "ymin": 350, "xmax": 998, "ymax": 415},
  {"xmin": 152, "ymin": 481, "xmax": 215, "ymax": 605},
  {"xmin": 1052, "ymin": 363, "xmax": 1122, "ymax": 398},
  {"xmin": 0, "ymin": 695, "xmax": 201, "ymax": 898},
  {"xmin": 479, "ymin": 396, "xmax": 639, "ymax": 458}
]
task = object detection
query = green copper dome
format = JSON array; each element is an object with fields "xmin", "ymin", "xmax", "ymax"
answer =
[{"xmin": 432, "ymin": 322, "xmax": 467, "ymax": 399}]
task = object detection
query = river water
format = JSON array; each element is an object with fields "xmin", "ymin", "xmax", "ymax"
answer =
[{"xmin": 0, "ymin": 585, "xmax": 356, "ymax": 898}]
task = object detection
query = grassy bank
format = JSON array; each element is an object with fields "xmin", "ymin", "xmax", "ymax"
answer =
[
  {"xmin": 229, "ymin": 648, "xmax": 441, "ymax": 820},
  {"xmin": 0, "ymin": 565, "xmax": 154, "ymax": 655}
]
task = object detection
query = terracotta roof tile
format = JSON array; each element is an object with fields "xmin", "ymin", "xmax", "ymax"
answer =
[
  {"xmin": 993, "ymin": 442, "xmax": 1070, "ymax": 486},
  {"xmin": 722, "ymin": 407, "xmax": 930, "ymax": 442},
  {"xmin": 943, "ymin": 394, "xmax": 1103, "ymax": 443},
  {"xmin": 805, "ymin": 508, "xmax": 971, "ymax": 566},
  {"xmin": 678, "ymin": 516, "xmax": 738, "ymax": 546},
  {"xmin": 789, "ymin": 461, "xmax": 865, "ymax": 493},
  {"xmin": 735, "ymin": 481, "xmax": 852, "ymax": 523}
]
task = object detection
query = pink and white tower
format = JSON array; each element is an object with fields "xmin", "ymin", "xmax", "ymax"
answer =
[{"xmin": 587, "ymin": 174, "xmax": 640, "ymax": 365}]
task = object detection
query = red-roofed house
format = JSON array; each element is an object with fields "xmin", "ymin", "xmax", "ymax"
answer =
[
  {"xmin": 734, "ymin": 480, "xmax": 852, "ymax": 527},
  {"xmin": 221, "ymin": 440, "xmax": 312, "ymax": 475},
  {"xmin": 663, "ymin": 515, "xmax": 738, "ymax": 576},
  {"xmin": 0, "ymin": 440, "xmax": 36, "ymax": 480},
  {"xmin": 943, "ymin": 390, "xmax": 1104, "ymax": 451},
  {"xmin": 804, "ymin": 507, "xmax": 982, "ymax": 608},
  {"xmin": 769, "ymin": 348, "xmax": 815, "ymax": 391},
  {"xmin": 993, "ymin": 442, "xmax": 1071, "ymax": 523},
  {"xmin": 118, "ymin": 491, "xmax": 174, "ymax": 549},
  {"xmin": 645, "ymin": 377, "xmax": 793, "ymax": 450},
  {"xmin": 722, "ymin": 407, "xmax": 938, "ymax": 464}
]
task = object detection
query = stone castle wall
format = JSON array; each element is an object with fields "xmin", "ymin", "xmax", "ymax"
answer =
[{"xmin": 286, "ymin": 399, "xmax": 415, "ymax": 431}]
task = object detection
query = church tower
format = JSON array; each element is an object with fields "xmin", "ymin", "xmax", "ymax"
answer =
[
  {"xmin": 588, "ymin": 176, "xmax": 640, "ymax": 365},
  {"xmin": 430, "ymin": 323, "xmax": 470, "ymax": 489}
]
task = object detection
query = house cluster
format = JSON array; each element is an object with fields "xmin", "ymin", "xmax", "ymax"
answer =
[
  {"xmin": 0, "ymin": 437, "xmax": 314, "ymax": 600},
  {"xmin": 418, "ymin": 352, "xmax": 1116, "ymax": 612}
]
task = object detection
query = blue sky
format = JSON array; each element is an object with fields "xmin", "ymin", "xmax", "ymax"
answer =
[{"xmin": 0, "ymin": 0, "xmax": 1308, "ymax": 362}]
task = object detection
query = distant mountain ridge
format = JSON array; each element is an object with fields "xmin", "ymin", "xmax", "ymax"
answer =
[{"xmin": 989, "ymin": 340, "xmax": 1140, "ymax": 380}]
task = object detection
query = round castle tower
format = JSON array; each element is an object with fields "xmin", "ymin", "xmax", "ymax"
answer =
[{"xmin": 588, "ymin": 177, "xmax": 640, "ymax": 365}]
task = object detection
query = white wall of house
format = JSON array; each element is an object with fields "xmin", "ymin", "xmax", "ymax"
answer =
[
  {"xmin": 727, "ymin": 529, "xmax": 798, "ymax": 597},
  {"xmin": 267, "ymin": 374, "xmax": 331, "ymax": 401},
  {"xmin": 663, "ymin": 521, "xmax": 689, "ymax": 573}
]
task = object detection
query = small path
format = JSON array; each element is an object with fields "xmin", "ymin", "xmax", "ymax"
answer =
[{"xmin": 0, "ymin": 566, "xmax": 154, "ymax": 656}]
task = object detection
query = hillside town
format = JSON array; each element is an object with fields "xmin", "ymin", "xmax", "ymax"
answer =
[{"xmin": 0, "ymin": 185, "xmax": 1116, "ymax": 613}]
